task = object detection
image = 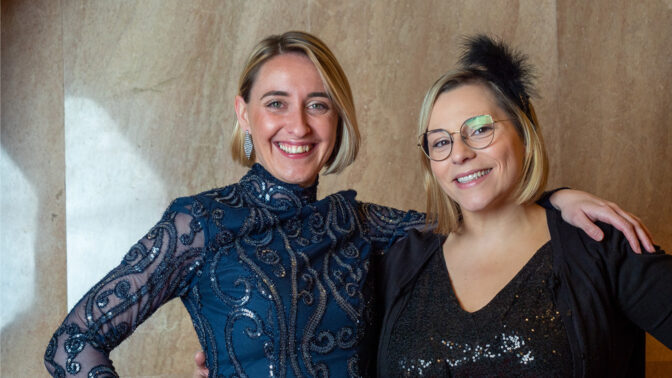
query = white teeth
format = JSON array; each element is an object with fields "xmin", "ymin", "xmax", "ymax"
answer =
[
  {"xmin": 457, "ymin": 169, "xmax": 492, "ymax": 184},
  {"xmin": 278, "ymin": 143, "xmax": 312, "ymax": 154}
]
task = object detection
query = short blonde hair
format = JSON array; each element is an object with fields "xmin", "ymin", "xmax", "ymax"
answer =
[
  {"xmin": 231, "ymin": 31, "xmax": 359, "ymax": 175},
  {"xmin": 418, "ymin": 71, "xmax": 548, "ymax": 235}
]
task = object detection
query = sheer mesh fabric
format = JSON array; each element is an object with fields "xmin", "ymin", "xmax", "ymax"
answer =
[
  {"xmin": 45, "ymin": 164, "xmax": 427, "ymax": 377},
  {"xmin": 45, "ymin": 207, "xmax": 205, "ymax": 377}
]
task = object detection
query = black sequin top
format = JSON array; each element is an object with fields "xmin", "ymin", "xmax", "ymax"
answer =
[{"xmin": 386, "ymin": 242, "xmax": 572, "ymax": 377}]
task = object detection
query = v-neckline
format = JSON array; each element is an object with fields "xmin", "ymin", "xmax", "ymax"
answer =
[{"xmin": 438, "ymin": 241, "xmax": 552, "ymax": 316}]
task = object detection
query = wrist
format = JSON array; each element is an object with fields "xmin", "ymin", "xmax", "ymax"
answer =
[{"xmin": 539, "ymin": 187, "xmax": 570, "ymax": 210}]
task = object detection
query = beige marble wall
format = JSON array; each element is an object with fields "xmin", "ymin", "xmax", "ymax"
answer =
[
  {"xmin": 1, "ymin": 0, "xmax": 670, "ymax": 376},
  {"xmin": 1, "ymin": 1, "xmax": 68, "ymax": 377}
]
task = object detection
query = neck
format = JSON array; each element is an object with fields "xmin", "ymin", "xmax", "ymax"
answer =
[{"xmin": 458, "ymin": 201, "xmax": 543, "ymax": 241}]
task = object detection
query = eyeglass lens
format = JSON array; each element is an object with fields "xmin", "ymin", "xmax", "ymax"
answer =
[{"xmin": 422, "ymin": 114, "xmax": 496, "ymax": 161}]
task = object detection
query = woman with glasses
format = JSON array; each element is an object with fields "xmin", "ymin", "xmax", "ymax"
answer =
[
  {"xmin": 376, "ymin": 35, "xmax": 672, "ymax": 377},
  {"xmin": 45, "ymin": 31, "xmax": 656, "ymax": 378}
]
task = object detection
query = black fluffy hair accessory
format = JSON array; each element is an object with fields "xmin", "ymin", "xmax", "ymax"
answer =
[{"xmin": 459, "ymin": 34, "xmax": 536, "ymax": 123}]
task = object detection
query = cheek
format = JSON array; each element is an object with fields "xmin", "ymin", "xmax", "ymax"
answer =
[
  {"xmin": 509, "ymin": 138, "xmax": 526, "ymax": 166},
  {"xmin": 502, "ymin": 144, "xmax": 526, "ymax": 181},
  {"xmin": 250, "ymin": 113, "xmax": 277, "ymax": 140},
  {"xmin": 430, "ymin": 162, "xmax": 452, "ymax": 191},
  {"xmin": 323, "ymin": 118, "xmax": 340, "ymax": 148}
]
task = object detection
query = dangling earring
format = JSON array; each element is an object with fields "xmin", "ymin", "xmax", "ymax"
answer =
[{"xmin": 243, "ymin": 130, "xmax": 253, "ymax": 159}]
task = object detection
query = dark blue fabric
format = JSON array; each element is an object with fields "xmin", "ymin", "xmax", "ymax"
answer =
[{"xmin": 45, "ymin": 164, "xmax": 425, "ymax": 377}]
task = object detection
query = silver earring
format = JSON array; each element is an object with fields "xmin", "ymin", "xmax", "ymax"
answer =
[{"xmin": 244, "ymin": 130, "xmax": 253, "ymax": 159}]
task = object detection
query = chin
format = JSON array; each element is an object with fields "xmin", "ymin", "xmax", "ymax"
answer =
[
  {"xmin": 453, "ymin": 194, "xmax": 496, "ymax": 213},
  {"xmin": 281, "ymin": 171, "xmax": 319, "ymax": 187},
  {"xmin": 457, "ymin": 202, "xmax": 487, "ymax": 214}
]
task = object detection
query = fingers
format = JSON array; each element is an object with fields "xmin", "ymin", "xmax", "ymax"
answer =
[
  {"xmin": 194, "ymin": 351, "xmax": 206, "ymax": 365},
  {"xmin": 634, "ymin": 226, "xmax": 655, "ymax": 253},
  {"xmin": 193, "ymin": 351, "xmax": 209, "ymax": 378},
  {"xmin": 572, "ymin": 211, "xmax": 605, "ymax": 242},
  {"xmin": 617, "ymin": 222, "xmax": 642, "ymax": 255},
  {"xmin": 551, "ymin": 189, "xmax": 656, "ymax": 254},
  {"xmin": 588, "ymin": 204, "xmax": 641, "ymax": 254},
  {"xmin": 622, "ymin": 212, "xmax": 655, "ymax": 252},
  {"xmin": 602, "ymin": 202, "xmax": 656, "ymax": 253}
]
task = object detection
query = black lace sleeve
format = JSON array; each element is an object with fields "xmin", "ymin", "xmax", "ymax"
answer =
[{"xmin": 44, "ymin": 199, "xmax": 206, "ymax": 377}]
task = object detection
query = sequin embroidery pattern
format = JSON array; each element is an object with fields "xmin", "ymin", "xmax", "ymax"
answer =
[{"xmin": 45, "ymin": 164, "xmax": 425, "ymax": 377}]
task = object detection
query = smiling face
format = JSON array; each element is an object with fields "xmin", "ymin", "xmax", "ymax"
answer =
[
  {"xmin": 428, "ymin": 84, "xmax": 526, "ymax": 214},
  {"xmin": 235, "ymin": 53, "xmax": 339, "ymax": 187}
]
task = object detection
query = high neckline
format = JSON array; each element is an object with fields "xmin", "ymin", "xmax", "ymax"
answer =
[{"xmin": 239, "ymin": 163, "xmax": 319, "ymax": 210}]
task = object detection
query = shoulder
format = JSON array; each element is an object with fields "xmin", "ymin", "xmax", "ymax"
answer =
[
  {"xmin": 181, "ymin": 184, "xmax": 242, "ymax": 207},
  {"xmin": 163, "ymin": 183, "xmax": 241, "ymax": 220},
  {"xmin": 389, "ymin": 228, "xmax": 443, "ymax": 267},
  {"xmin": 546, "ymin": 208, "xmax": 614, "ymax": 269},
  {"xmin": 321, "ymin": 189, "xmax": 358, "ymax": 204},
  {"xmin": 357, "ymin": 200, "xmax": 426, "ymax": 224},
  {"xmin": 546, "ymin": 208, "xmax": 667, "ymax": 269},
  {"xmin": 546, "ymin": 208, "xmax": 614, "ymax": 253},
  {"xmin": 381, "ymin": 229, "xmax": 442, "ymax": 283},
  {"xmin": 373, "ymin": 229, "xmax": 442, "ymax": 310},
  {"xmin": 395, "ymin": 228, "xmax": 442, "ymax": 250}
]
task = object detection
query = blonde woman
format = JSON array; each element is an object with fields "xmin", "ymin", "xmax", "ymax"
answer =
[
  {"xmin": 46, "ymin": 31, "xmax": 654, "ymax": 377},
  {"xmin": 376, "ymin": 35, "xmax": 671, "ymax": 377}
]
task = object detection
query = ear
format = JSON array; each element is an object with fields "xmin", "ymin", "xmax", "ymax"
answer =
[{"xmin": 234, "ymin": 95, "xmax": 250, "ymax": 130}]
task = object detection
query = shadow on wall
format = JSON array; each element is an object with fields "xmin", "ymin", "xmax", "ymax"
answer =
[
  {"xmin": 64, "ymin": 97, "xmax": 168, "ymax": 308},
  {"xmin": 0, "ymin": 149, "xmax": 37, "ymax": 329},
  {"xmin": 0, "ymin": 96, "xmax": 171, "ymax": 324}
]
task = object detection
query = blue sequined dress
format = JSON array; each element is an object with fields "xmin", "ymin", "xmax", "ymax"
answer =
[{"xmin": 45, "ymin": 164, "xmax": 424, "ymax": 377}]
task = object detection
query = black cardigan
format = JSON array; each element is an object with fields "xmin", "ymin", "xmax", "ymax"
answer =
[{"xmin": 374, "ymin": 209, "xmax": 672, "ymax": 377}]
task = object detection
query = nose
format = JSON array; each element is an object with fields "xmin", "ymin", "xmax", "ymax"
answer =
[
  {"xmin": 450, "ymin": 136, "xmax": 476, "ymax": 164},
  {"xmin": 285, "ymin": 106, "xmax": 311, "ymax": 138}
]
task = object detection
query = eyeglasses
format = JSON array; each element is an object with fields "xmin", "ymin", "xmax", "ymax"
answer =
[{"xmin": 418, "ymin": 114, "xmax": 508, "ymax": 161}]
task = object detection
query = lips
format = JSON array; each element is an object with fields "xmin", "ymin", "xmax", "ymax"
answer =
[
  {"xmin": 456, "ymin": 168, "xmax": 492, "ymax": 184},
  {"xmin": 277, "ymin": 142, "xmax": 313, "ymax": 154}
]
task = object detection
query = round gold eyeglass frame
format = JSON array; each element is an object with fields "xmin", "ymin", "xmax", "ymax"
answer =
[{"xmin": 417, "ymin": 114, "xmax": 510, "ymax": 161}]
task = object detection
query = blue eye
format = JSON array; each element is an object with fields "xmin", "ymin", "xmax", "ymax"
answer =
[
  {"xmin": 266, "ymin": 100, "xmax": 283, "ymax": 109},
  {"xmin": 307, "ymin": 102, "xmax": 329, "ymax": 113}
]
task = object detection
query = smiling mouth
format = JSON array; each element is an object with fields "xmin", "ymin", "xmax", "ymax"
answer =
[
  {"xmin": 456, "ymin": 169, "xmax": 492, "ymax": 184},
  {"xmin": 277, "ymin": 142, "xmax": 313, "ymax": 154}
]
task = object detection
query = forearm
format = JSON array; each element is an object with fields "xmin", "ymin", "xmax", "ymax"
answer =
[{"xmin": 44, "ymin": 207, "xmax": 204, "ymax": 376}]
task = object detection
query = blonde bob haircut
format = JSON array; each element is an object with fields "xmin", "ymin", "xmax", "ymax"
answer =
[
  {"xmin": 418, "ymin": 71, "xmax": 548, "ymax": 235},
  {"xmin": 231, "ymin": 31, "xmax": 360, "ymax": 175}
]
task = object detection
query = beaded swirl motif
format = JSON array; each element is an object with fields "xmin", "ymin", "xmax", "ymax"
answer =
[{"xmin": 45, "ymin": 164, "xmax": 424, "ymax": 377}]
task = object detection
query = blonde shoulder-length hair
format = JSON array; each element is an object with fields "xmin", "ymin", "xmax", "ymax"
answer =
[
  {"xmin": 418, "ymin": 71, "xmax": 548, "ymax": 235},
  {"xmin": 231, "ymin": 31, "xmax": 360, "ymax": 175}
]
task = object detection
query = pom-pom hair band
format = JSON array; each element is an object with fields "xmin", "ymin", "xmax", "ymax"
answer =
[{"xmin": 459, "ymin": 35, "xmax": 537, "ymax": 125}]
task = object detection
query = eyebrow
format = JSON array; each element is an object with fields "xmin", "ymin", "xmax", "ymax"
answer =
[{"xmin": 259, "ymin": 91, "xmax": 330, "ymax": 100}]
